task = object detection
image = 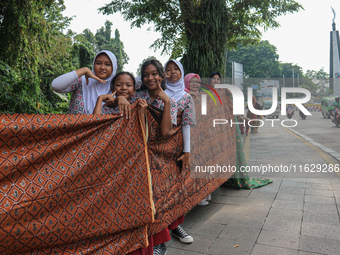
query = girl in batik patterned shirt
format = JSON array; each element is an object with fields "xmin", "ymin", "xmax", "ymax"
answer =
[
  {"xmin": 135, "ymin": 59, "xmax": 178, "ymax": 135},
  {"xmin": 164, "ymin": 59, "xmax": 195, "ymax": 246},
  {"xmin": 51, "ymin": 50, "xmax": 117, "ymax": 114},
  {"xmin": 126, "ymin": 59, "xmax": 177, "ymax": 255}
]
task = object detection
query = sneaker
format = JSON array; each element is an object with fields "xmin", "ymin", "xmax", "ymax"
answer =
[
  {"xmin": 172, "ymin": 225, "xmax": 193, "ymax": 243},
  {"xmin": 153, "ymin": 243, "xmax": 167, "ymax": 255},
  {"xmin": 198, "ymin": 199, "xmax": 209, "ymax": 206}
]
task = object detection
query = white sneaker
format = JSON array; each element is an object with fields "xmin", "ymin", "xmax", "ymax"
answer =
[
  {"xmin": 198, "ymin": 199, "xmax": 209, "ymax": 206},
  {"xmin": 172, "ymin": 225, "xmax": 193, "ymax": 244},
  {"xmin": 153, "ymin": 243, "xmax": 167, "ymax": 255}
]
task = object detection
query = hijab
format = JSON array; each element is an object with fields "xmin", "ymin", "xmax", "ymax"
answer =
[
  {"xmin": 209, "ymin": 72, "xmax": 221, "ymax": 79},
  {"xmin": 164, "ymin": 59, "xmax": 186, "ymax": 102},
  {"xmin": 82, "ymin": 50, "xmax": 117, "ymax": 114},
  {"xmin": 184, "ymin": 73, "xmax": 201, "ymax": 93}
]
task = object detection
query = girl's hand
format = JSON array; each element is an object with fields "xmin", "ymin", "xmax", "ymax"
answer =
[
  {"xmin": 155, "ymin": 80, "xmax": 170, "ymax": 104},
  {"xmin": 116, "ymin": 96, "xmax": 131, "ymax": 119},
  {"xmin": 177, "ymin": 152, "xmax": 190, "ymax": 170},
  {"xmin": 77, "ymin": 67, "xmax": 106, "ymax": 85},
  {"xmin": 102, "ymin": 91, "xmax": 116, "ymax": 106},
  {"xmin": 137, "ymin": 99, "xmax": 148, "ymax": 116}
]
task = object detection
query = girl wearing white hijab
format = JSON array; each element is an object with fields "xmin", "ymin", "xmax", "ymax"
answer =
[
  {"xmin": 51, "ymin": 50, "xmax": 117, "ymax": 114},
  {"xmin": 164, "ymin": 59, "xmax": 195, "ymax": 245},
  {"xmin": 164, "ymin": 59, "xmax": 196, "ymax": 167}
]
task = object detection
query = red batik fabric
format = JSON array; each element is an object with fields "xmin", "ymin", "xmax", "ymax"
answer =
[
  {"xmin": 0, "ymin": 108, "xmax": 154, "ymax": 255},
  {"xmin": 146, "ymin": 90, "xmax": 236, "ymax": 236},
  {"xmin": 0, "ymin": 90, "xmax": 235, "ymax": 254}
]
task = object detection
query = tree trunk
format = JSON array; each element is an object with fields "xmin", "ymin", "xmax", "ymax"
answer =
[{"xmin": 180, "ymin": 0, "xmax": 228, "ymax": 78}]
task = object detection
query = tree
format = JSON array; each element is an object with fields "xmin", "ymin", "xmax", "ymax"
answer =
[
  {"xmin": 0, "ymin": 0, "xmax": 72, "ymax": 72},
  {"xmin": 73, "ymin": 21, "xmax": 129, "ymax": 72},
  {"xmin": 226, "ymin": 40, "xmax": 281, "ymax": 78},
  {"xmin": 301, "ymin": 68, "xmax": 329, "ymax": 95},
  {"xmin": 136, "ymin": 56, "xmax": 157, "ymax": 76},
  {"xmin": 99, "ymin": 0, "xmax": 302, "ymax": 77},
  {"xmin": 279, "ymin": 62, "xmax": 303, "ymax": 88},
  {"xmin": 99, "ymin": 28, "xmax": 129, "ymax": 72},
  {"xmin": 0, "ymin": 0, "xmax": 73, "ymax": 113}
]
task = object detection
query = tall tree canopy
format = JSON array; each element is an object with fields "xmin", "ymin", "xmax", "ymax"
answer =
[
  {"xmin": 227, "ymin": 40, "xmax": 281, "ymax": 78},
  {"xmin": 73, "ymin": 20, "xmax": 129, "ymax": 72},
  {"xmin": 0, "ymin": 0, "xmax": 72, "ymax": 72},
  {"xmin": 100, "ymin": 0, "xmax": 302, "ymax": 77}
]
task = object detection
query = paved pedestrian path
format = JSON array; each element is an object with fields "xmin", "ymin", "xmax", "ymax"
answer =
[{"xmin": 166, "ymin": 124, "xmax": 340, "ymax": 255}]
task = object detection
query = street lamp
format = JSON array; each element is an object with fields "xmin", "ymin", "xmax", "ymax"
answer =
[{"xmin": 283, "ymin": 74, "xmax": 285, "ymax": 87}]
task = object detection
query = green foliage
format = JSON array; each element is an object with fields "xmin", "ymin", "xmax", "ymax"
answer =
[
  {"xmin": 279, "ymin": 62, "xmax": 303, "ymax": 88},
  {"xmin": 227, "ymin": 40, "xmax": 281, "ymax": 78},
  {"xmin": 0, "ymin": 61, "xmax": 68, "ymax": 113},
  {"xmin": 0, "ymin": 0, "xmax": 72, "ymax": 73},
  {"xmin": 0, "ymin": 0, "xmax": 72, "ymax": 113},
  {"xmin": 301, "ymin": 68, "xmax": 329, "ymax": 95},
  {"xmin": 136, "ymin": 56, "xmax": 158, "ymax": 76},
  {"xmin": 72, "ymin": 21, "xmax": 129, "ymax": 72},
  {"xmin": 99, "ymin": 0, "xmax": 302, "ymax": 75}
]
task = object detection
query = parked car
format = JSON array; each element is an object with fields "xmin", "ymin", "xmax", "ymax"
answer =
[{"xmin": 262, "ymin": 100, "xmax": 280, "ymax": 118}]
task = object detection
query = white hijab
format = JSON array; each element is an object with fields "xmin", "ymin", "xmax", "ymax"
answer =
[
  {"xmin": 82, "ymin": 50, "xmax": 117, "ymax": 114},
  {"xmin": 164, "ymin": 59, "xmax": 186, "ymax": 102}
]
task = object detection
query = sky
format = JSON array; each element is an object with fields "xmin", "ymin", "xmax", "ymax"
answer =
[{"xmin": 62, "ymin": 0, "xmax": 340, "ymax": 76}]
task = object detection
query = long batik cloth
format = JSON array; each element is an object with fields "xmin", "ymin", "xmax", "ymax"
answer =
[{"xmin": 0, "ymin": 91, "xmax": 236, "ymax": 254}]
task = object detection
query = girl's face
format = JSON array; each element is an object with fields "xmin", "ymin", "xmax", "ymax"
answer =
[
  {"xmin": 143, "ymin": 64, "xmax": 164, "ymax": 90},
  {"xmin": 189, "ymin": 77, "xmax": 200, "ymax": 92},
  {"xmin": 211, "ymin": 74, "xmax": 221, "ymax": 86},
  {"xmin": 94, "ymin": 54, "xmax": 113, "ymax": 80},
  {"xmin": 165, "ymin": 61, "xmax": 181, "ymax": 83},
  {"xmin": 113, "ymin": 74, "xmax": 135, "ymax": 100}
]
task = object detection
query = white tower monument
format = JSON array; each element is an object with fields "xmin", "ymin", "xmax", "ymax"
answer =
[{"xmin": 330, "ymin": 7, "xmax": 340, "ymax": 96}]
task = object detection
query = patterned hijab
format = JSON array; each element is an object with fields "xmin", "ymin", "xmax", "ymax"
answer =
[
  {"xmin": 82, "ymin": 50, "xmax": 117, "ymax": 114},
  {"xmin": 184, "ymin": 73, "xmax": 201, "ymax": 93},
  {"xmin": 164, "ymin": 59, "xmax": 186, "ymax": 102}
]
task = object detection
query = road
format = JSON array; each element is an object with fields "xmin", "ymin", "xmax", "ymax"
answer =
[{"xmin": 262, "ymin": 110, "xmax": 340, "ymax": 155}]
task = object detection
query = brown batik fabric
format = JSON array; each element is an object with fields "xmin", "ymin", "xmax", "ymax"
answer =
[
  {"xmin": 0, "ymin": 91, "xmax": 235, "ymax": 254},
  {"xmin": 146, "ymin": 90, "xmax": 236, "ymax": 236},
  {"xmin": 0, "ymin": 108, "xmax": 154, "ymax": 255}
]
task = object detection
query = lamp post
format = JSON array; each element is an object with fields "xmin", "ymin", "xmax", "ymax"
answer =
[
  {"xmin": 283, "ymin": 74, "xmax": 285, "ymax": 87},
  {"xmin": 292, "ymin": 67, "xmax": 295, "ymax": 98}
]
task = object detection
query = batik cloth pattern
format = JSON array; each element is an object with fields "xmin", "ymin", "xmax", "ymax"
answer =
[
  {"xmin": 176, "ymin": 93, "xmax": 196, "ymax": 126},
  {"xmin": 0, "ymin": 107, "xmax": 154, "ymax": 255},
  {"xmin": 0, "ymin": 91, "xmax": 236, "ymax": 254},
  {"xmin": 133, "ymin": 90, "xmax": 178, "ymax": 126},
  {"xmin": 146, "ymin": 91, "xmax": 236, "ymax": 236}
]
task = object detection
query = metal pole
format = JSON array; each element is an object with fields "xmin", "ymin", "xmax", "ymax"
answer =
[
  {"xmin": 283, "ymin": 74, "xmax": 285, "ymax": 87},
  {"xmin": 292, "ymin": 68, "xmax": 295, "ymax": 98},
  {"xmin": 292, "ymin": 68, "xmax": 295, "ymax": 88}
]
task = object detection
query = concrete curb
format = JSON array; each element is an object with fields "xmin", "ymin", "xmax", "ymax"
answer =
[{"xmin": 287, "ymin": 127, "xmax": 340, "ymax": 162}]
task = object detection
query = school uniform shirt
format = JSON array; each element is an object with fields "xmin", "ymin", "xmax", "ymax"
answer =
[
  {"xmin": 176, "ymin": 93, "xmax": 196, "ymax": 126},
  {"xmin": 133, "ymin": 90, "xmax": 178, "ymax": 126},
  {"xmin": 64, "ymin": 77, "xmax": 115, "ymax": 114}
]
